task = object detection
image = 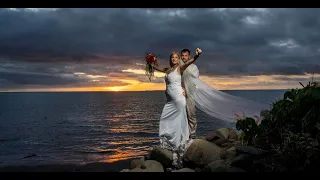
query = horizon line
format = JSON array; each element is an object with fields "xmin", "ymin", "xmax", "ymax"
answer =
[{"xmin": 0, "ymin": 88, "xmax": 291, "ymax": 93}]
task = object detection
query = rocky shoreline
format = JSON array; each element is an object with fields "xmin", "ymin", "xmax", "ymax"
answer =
[{"xmin": 120, "ymin": 128, "xmax": 287, "ymax": 172}]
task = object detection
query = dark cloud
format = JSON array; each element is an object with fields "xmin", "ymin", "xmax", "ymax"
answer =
[
  {"xmin": 0, "ymin": 59, "xmax": 131, "ymax": 90},
  {"xmin": 1, "ymin": 8, "xmax": 320, "ymax": 89},
  {"xmin": 0, "ymin": 70, "xmax": 76, "ymax": 86}
]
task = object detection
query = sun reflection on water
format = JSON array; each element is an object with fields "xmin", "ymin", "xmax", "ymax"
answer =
[
  {"xmin": 98, "ymin": 146, "xmax": 153, "ymax": 163},
  {"xmin": 84, "ymin": 138, "xmax": 156, "ymax": 163},
  {"xmin": 72, "ymin": 94, "xmax": 162, "ymax": 164},
  {"xmin": 82, "ymin": 133, "xmax": 158, "ymax": 163}
]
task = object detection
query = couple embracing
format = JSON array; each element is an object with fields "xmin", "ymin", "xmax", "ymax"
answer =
[
  {"xmin": 152, "ymin": 48, "xmax": 202, "ymax": 168},
  {"xmin": 152, "ymin": 48, "xmax": 268, "ymax": 169}
]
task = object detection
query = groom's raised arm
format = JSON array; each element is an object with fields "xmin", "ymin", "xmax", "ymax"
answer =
[{"xmin": 180, "ymin": 54, "xmax": 200, "ymax": 71}]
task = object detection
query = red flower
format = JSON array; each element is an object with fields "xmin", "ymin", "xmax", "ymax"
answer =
[
  {"xmin": 144, "ymin": 53, "xmax": 158, "ymax": 81},
  {"xmin": 145, "ymin": 53, "xmax": 158, "ymax": 65}
]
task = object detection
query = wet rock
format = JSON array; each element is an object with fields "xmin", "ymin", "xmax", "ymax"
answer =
[
  {"xmin": 130, "ymin": 158, "xmax": 144, "ymax": 169},
  {"xmin": 129, "ymin": 160, "xmax": 164, "ymax": 172},
  {"xmin": 148, "ymin": 147, "xmax": 173, "ymax": 167},
  {"xmin": 216, "ymin": 128, "xmax": 230, "ymax": 139},
  {"xmin": 206, "ymin": 131, "xmax": 223, "ymax": 142},
  {"xmin": 183, "ymin": 139, "xmax": 222, "ymax": 168}
]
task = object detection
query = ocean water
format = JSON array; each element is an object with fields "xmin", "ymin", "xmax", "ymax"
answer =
[{"xmin": 0, "ymin": 90, "xmax": 286, "ymax": 166}]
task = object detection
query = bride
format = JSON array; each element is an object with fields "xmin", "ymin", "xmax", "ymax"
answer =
[{"xmin": 152, "ymin": 48, "xmax": 203, "ymax": 168}]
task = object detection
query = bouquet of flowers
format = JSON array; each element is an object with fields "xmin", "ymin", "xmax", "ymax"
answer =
[{"xmin": 144, "ymin": 53, "xmax": 158, "ymax": 81}]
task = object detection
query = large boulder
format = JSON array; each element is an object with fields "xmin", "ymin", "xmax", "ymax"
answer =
[
  {"xmin": 216, "ymin": 128, "xmax": 230, "ymax": 139},
  {"xmin": 129, "ymin": 160, "xmax": 164, "ymax": 172},
  {"xmin": 225, "ymin": 146, "xmax": 237, "ymax": 159},
  {"xmin": 148, "ymin": 147, "xmax": 173, "ymax": 167},
  {"xmin": 183, "ymin": 139, "xmax": 222, "ymax": 168},
  {"xmin": 212, "ymin": 138, "xmax": 228, "ymax": 146},
  {"xmin": 129, "ymin": 157, "xmax": 145, "ymax": 169},
  {"xmin": 206, "ymin": 131, "xmax": 224, "ymax": 142},
  {"xmin": 206, "ymin": 128, "xmax": 239, "ymax": 147}
]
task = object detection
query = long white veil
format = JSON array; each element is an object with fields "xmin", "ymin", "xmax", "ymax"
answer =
[{"xmin": 181, "ymin": 60, "xmax": 270, "ymax": 123}]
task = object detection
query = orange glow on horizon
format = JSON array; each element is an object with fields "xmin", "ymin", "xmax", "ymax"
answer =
[
  {"xmin": 1, "ymin": 73, "xmax": 319, "ymax": 92},
  {"xmin": 105, "ymin": 86, "xmax": 123, "ymax": 92}
]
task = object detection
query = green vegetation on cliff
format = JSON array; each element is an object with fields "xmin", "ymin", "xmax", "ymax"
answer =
[{"xmin": 236, "ymin": 82, "xmax": 320, "ymax": 171}]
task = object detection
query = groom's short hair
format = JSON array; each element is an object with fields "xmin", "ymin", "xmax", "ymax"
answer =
[{"xmin": 181, "ymin": 49, "xmax": 191, "ymax": 55}]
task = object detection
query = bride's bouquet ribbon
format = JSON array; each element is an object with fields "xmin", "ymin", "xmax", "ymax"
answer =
[{"xmin": 144, "ymin": 53, "xmax": 158, "ymax": 81}]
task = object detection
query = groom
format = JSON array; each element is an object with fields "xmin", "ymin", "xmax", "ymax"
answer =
[{"xmin": 180, "ymin": 48, "xmax": 200, "ymax": 139}]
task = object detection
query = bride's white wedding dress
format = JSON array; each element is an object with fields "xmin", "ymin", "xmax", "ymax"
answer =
[{"xmin": 159, "ymin": 66, "xmax": 193, "ymax": 168}]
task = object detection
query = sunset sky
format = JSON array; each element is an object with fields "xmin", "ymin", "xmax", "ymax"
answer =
[{"xmin": 0, "ymin": 8, "xmax": 320, "ymax": 92}]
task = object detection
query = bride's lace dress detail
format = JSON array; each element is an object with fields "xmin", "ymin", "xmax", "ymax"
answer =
[
  {"xmin": 159, "ymin": 136, "xmax": 193, "ymax": 168},
  {"xmin": 159, "ymin": 66, "xmax": 193, "ymax": 169}
]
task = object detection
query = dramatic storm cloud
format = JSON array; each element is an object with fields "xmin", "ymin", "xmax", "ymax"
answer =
[{"xmin": 0, "ymin": 8, "xmax": 320, "ymax": 91}]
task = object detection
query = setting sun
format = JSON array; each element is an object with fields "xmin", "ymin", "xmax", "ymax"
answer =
[{"xmin": 105, "ymin": 86, "xmax": 122, "ymax": 92}]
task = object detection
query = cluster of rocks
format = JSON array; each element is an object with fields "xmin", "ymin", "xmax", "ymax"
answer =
[{"xmin": 120, "ymin": 128, "xmax": 286, "ymax": 172}]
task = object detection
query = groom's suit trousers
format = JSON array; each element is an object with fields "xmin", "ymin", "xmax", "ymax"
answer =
[{"xmin": 186, "ymin": 96, "xmax": 197, "ymax": 138}]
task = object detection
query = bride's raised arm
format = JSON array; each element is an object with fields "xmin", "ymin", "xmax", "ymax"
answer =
[
  {"xmin": 180, "ymin": 48, "xmax": 202, "ymax": 72},
  {"xmin": 151, "ymin": 63, "xmax": 168, "ymax": 73}
]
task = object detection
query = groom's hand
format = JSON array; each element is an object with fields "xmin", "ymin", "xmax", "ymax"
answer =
[
  {"xmin": 196, "ymin": 48, "xmax": 202, "ymax": 56},
  {"xmin": 182, "ymin": 88, "xmax": 186, "ymax": 97}
]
